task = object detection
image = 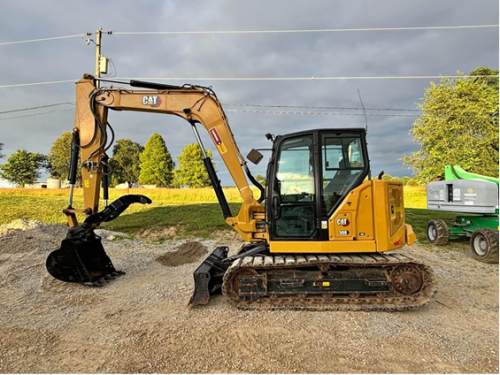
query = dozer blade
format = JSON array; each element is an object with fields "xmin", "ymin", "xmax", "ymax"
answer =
[
  {"xmin": 189, "ymin": 246, "xmax": 230, "ymax": 306},
  {"xmin": 46, "ymin": 194, "xmax": 152, "ymax": 285}
]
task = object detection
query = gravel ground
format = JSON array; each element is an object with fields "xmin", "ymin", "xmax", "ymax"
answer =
[{"xmin": 0, "ymin": 220, "xmax": 498, "ymax": 373}]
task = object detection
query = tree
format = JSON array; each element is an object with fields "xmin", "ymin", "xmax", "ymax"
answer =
[
  {"xmin": 174, "ymin": 143, "xmax": 215, "ymax": 188},
  {"xmin": 401, "ymin": 176, "xmax": 411, "ymax": 186},
  {"xmin": 47, "ymin": 131, "xmax": 82, "ymax": 182},
  {"xmin": 109, "ymin": 139, "xmax": 144, "ymax": 186},
  {"xmin": 255, "ymin": 174, "xmax": 266, "ymax": 186},
  {"xmin": 403, "ymin": 67, "xmax": 499, "ymax": 182},
  {"xmin": 0, "ymin": 142, "xmax": 4, "ymax": 159},
  {"xmin": 138, "ymin": 133, "xmax": 174, "ymax": 186},
  {"xmin": 470, "ymin": 67, "xmax": 499, "ymax": 88},
  {"xmin": 381, "ymin": 173, "xmax": 392, "ymax": 181},
  {"xmin": 0, "ymin": 149, "xmax": 46, "ymax": 187}
]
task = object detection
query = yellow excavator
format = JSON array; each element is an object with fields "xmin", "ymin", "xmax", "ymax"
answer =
[{"xmin": 46, "ymin": 74, "xmax": 435, "ymax": 311}]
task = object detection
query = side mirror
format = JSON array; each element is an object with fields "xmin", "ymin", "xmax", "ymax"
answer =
[{"xmin": 247, "ymin": 149, "xmax": 264, "ymax": 165}]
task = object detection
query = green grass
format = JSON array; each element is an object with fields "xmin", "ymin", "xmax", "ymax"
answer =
[
  {"xmin": 101, "ymin": 202, "xmax": 242, "ymax": 238},
  {"xmin": 405, "ymin": 208, "xmax": 463, "ymax": 243},
  {"xmin": 0, "ymin": 186, "xmax": 455, "ymax": 242}
]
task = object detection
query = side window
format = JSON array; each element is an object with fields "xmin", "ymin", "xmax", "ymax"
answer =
[
  {"xmin": 322, "ymin": 136, "xmax": 365, "ymax": 214},
  {"xmin": 275, "ymin": 135, "xmax": 315, "ymax": 237},
  {"xmin": 276, "ymin": 136, "xmax": 314, "ymax": 203}
]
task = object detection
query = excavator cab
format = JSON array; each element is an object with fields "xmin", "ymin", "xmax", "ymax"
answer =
[{"xmin": 267, "ymin": 129, "xmax": 369, "ymax": 241}]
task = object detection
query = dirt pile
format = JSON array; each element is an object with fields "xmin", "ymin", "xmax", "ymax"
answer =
[{"xmin": 156, "ymin": 241, "xmax": 208, "ymax": 267}]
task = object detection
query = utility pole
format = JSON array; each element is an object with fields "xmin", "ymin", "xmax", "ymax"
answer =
[
  {"xmin": 95, "ymin": 28, "xmax": 103, "ymax": 88},
  {"xmin": 91, "ymin": 28, "xmax": 111, "ymax": 206},
  {"xmin": 93, "ymin": 28, "xmax": 111, "ymax": 88}
]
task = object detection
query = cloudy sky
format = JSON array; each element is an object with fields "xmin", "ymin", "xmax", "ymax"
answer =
[{"xmin": 0, "ymin": 0, "xmax": 498, "ymax": 186}]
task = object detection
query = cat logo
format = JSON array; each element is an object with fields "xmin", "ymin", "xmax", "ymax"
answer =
[
  {"xmin": 336, "ymin": 218, "xmax": 349, "ymax": 226},
  {"xmin": 468, "ymin": 188, "xmax": 474, "ymax": 193},
  {"xmin": 142, "ymin": 96, "xmax": 162, "ymax": 108}
]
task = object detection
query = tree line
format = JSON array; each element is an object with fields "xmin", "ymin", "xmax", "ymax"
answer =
[
  {"xmin": 0, "ymin": 133, "xmax": 216, "ymax": 188},
  {"xmin": 0, "ymin": 66, "xmax": 498, "ymax": 187}
]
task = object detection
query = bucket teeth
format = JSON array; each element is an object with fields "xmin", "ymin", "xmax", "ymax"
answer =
[{"xmin": 82, "ymin": 270, "xmax": 125, "ymax": 287}]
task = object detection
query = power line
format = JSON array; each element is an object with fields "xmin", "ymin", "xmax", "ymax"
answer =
[
  {"xmin": 0, "ymin": 104, "xmax": 493, "ymax": 121},
  {"xmin": 0, "ymin": 101, "xmax": 419, "ymax": 117},
  {"xmin": 0, "ymin": 100, "xmax": 494, "ymax": 120},
  {"xmin": 0, "ymin": 34, "xmax": 85, "ymax": 46},
  {"xmin": 0, "ymin": 107, "xmax": 75, "ymax": 121},
  {"xmin": 3, "ymin": 74, "xmax": 497, "ymax": 89},
  {"xmin": 118, "ymin": 75, "xmax": 499, "ymax": 82},
  {"xmin": 113, "ymin": 24, "xmax": 499, "ymax": 36},
  {"xmin": 0, "ymin": 101, "xmax": 75, "ymax": 115},
  {"xmin": 0, "ymin": 79, "xmax": 77, "ymax": 89},
  {"xmin": 222, "ymin": 103, "xmax": 421, "ymax": 112},
  {"xmin": 1, "ymin": 24, "xmax": 496, "ymax": 47},
  {"xmin": 226, "ymin": 108, "xmax": 421, "ymax": 117},
  {"xmin": 225, "ymin": 108, "xmax": 494, "ymax": 119}
]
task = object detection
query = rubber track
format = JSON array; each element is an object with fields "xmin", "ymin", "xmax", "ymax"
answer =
[{"xmin": 222, "ymin": 253, "xmax": 437, "ymax": 311}]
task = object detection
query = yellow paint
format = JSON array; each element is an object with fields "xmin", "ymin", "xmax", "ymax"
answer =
[
  {"xmin": 322, "ymin": 281, "xmax": 330, "ymax": 287},
  {"xmin": 270, "ymin": 240, "xmax": 377, "ymax": 253},
  {"xmin": 329, "ymin": 181, "xmax": 374, "ymax": 241},
  {"xmin": 406, "ymin": 224, "xmax": 416, "ymax": 245}
]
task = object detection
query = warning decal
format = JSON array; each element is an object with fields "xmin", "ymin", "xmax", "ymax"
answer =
[
  {"xmin": 209, "ymin": 128, "xmax": 221, "ymax": 145},
  {"xmin": 209, "ymin": 128, "xmax": 227, "ymax": 154}
]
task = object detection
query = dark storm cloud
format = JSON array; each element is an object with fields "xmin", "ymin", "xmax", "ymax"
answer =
[{"xmin": 0, "ymin": 0, "xmax": 498, "ymax": 185}]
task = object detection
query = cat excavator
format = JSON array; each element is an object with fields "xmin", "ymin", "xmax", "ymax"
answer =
[{"xmin": 46, "ymin": 74, "xmax": 436, "ymax": 311}]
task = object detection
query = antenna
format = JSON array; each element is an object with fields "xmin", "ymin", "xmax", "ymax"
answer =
[{"xmin": 357, "ymin": 89, "xmax": 368, "ymax": 133}]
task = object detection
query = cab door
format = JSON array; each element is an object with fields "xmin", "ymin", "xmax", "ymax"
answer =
[{"xmin": 269, "ymin": 132, "xmax": 321, "ymax": 241}]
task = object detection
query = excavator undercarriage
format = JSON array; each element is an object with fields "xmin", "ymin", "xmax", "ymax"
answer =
[
  {"xmin": 222, "ymin": 253, "xmax": 435, "ymax": 311},
  {"xmin": 189, "ymin": 245, "xmax": 436, "ymax": 311}
]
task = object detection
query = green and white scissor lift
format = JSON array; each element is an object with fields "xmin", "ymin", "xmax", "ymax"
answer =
[{"xmin": 426, "ymin": 165, "xmax": 499, "ymax": 263}]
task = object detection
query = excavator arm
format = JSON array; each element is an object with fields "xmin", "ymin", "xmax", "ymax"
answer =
[
  {"xmin": 47, "ymin": 75, "xmax": 266, "ymax": 293},
  {"xmin": 73, "ymin": 74, "xmax": 265, "ymax": 241}
]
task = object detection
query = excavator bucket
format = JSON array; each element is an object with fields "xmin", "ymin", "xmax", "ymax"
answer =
[
  {"xmin": 46, "ymin": 233, "xmax": 122, "ymax": 285},
  {"xmin": 46, "ymin": 194, "xmax": 151, "ymax": 285}
]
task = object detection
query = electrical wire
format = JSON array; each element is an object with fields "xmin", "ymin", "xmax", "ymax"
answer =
[
  {"xmin": 0, "ymin": 107, "xmax": 75, "ymax": 121},
  {"xmin": 116, "ymin": 75, "xmax": 500, "ymax": 82},
  {"xmin": 0, "ymin": 101, "xmax": 75, "ymax": 115},
  {"xmin": 222, "ymin": 103, "xmax": 421, "ymax": 112},
  {"xmin": 226, "ymin": 108, "xmax": 420, "ymax": 117},
  {"xmin": 0, "ymin": 79, "xmax": 77, "ymax": 89},
  {"xmin": 0, "ymin": 34, "xmax": 85, "ymax": 46},
  {"xmin": 225, "ymin": 108, "xmax": 496, "ymax": 119},
  {"xmin": 113, "ymin": 24, "xmax": 499, "ymax": 36},
  {"xmin": 0, "ymin": 100, "xmax": 495, "ymax": 120},
  {"xmin": 1, "ymin": 24, "xmax": 496, "ymax": 46},
  {"xmin": 2, "ymin": 75, "xmax": 497, "ymax": 89}
]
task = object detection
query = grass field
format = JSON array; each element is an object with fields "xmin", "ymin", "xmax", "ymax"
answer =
[{"xmin": 0, "ymin": 185, "xmax": 459, "ymax": 242}]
